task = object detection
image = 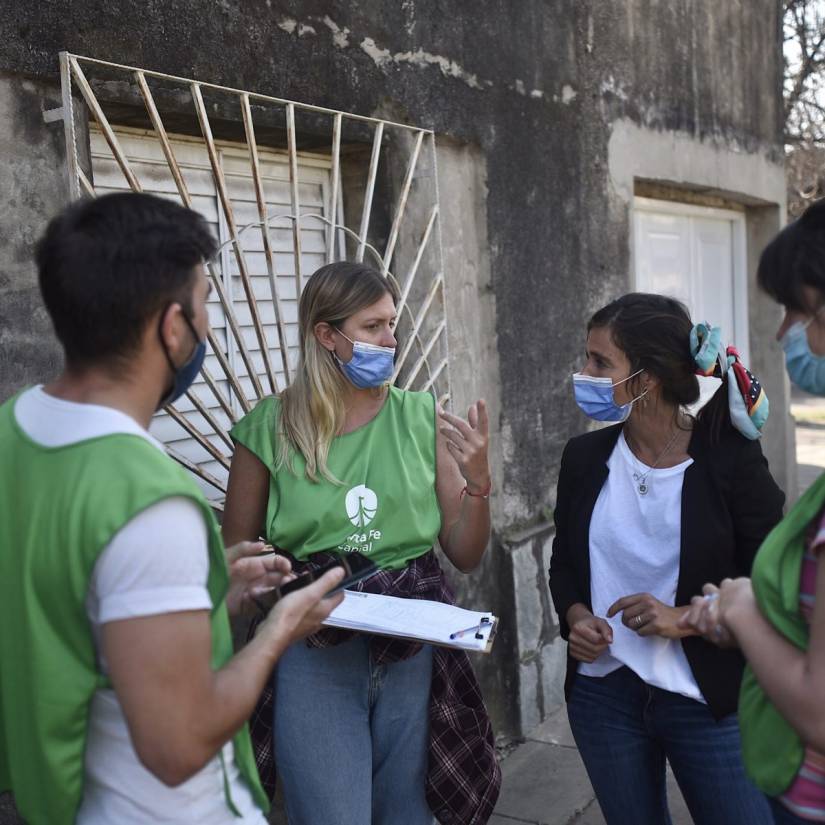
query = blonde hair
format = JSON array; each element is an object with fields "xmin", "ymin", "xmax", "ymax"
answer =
[{"xmin": 277, "ymin": 262, "xmax": 398, "ymax": 483}]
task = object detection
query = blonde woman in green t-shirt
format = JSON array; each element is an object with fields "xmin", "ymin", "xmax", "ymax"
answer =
[{"xmin": 222, "ymin": 262, "xmax": 497, "ymax": 825}]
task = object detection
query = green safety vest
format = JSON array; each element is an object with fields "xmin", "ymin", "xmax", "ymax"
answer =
[
  {"xmin": 739, "ymin": 472, "xmax": 825, "ymax": 796},
  {"xmin": 231, "ymin": 386, "xmax": 442, "ymax": 570},
  {"xmin": 0, "ymin": 393, "xmax": 267, "ymax": 824}
]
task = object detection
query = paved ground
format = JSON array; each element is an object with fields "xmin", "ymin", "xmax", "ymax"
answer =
[{"xmin": 490, "ymin": 706, "xmax": 691, "ymax": 825}]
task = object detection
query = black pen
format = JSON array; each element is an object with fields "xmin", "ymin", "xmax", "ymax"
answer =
[{"xmin": 449, "ymin": 617, "xmax": 490, "ymax": 640}]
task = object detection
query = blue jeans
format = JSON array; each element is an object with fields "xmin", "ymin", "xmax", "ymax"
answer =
[
  {"xmin": 273, "ymin": 635, "xmax": 434, "ymax": 825},
  {"xmin": 567, "ymin": 667, "xmax": 772, "ymax": 825},
  {"xmin": 769, "ymin": 796, "xmax": 815, "ymax": 824}
]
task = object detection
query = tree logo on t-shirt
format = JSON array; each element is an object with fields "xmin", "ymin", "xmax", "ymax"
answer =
[{"xmin": 345, "ymin": 484, "xmax": 378, "ymax": 528}]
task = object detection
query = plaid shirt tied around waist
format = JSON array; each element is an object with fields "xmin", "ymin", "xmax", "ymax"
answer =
[{"xmin": 247, "ymin": 549, "xmax": 501, "ymax": 825}]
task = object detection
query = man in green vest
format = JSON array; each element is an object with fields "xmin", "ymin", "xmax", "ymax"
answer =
[{"xmin": 0, "ymin": 191, "xmax": 345, "ymax": 825}]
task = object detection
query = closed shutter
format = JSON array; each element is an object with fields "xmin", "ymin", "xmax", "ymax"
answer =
[{"xmin": 90, "ymin": 127, "xmax": 337, "ymax": 501}]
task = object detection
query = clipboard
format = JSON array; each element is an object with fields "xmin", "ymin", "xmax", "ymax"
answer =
[{"xmin": 322, "ymin": 591, "xmax": 499, "ymax": 654}]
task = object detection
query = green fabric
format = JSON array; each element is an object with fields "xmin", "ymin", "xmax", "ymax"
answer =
[
  {"xmin": 231, "ymin": 386, "xmax": 441, "ymax": 570},
  {"xmin": 739, "ymin": 472, "xmax": 825, "ymax": 796},
  {"xmin": 0, "ymin": 393, "xmax": 268, "ymax": 824}
]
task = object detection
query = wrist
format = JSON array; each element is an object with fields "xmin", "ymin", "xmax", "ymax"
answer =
[
  {"xmin": 566, "ymin": 603, "xmax": 592, "ymax": 626},
  {"xmin": 722, "ymin": 596, "xmax": 756, "ymax": 636},
  {"xmin": 463, "ymin": 475, "xmax": 492, "ymax": 498}
]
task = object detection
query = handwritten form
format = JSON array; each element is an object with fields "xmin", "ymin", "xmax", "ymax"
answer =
[{"xmin": 323, "ymin": 591, "xmax": 497, "ymax": 653}]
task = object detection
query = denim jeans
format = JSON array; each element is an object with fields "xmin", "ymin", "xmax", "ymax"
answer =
[
  {"xmin": 273, "ymin": 635, "xmax": 434, "ymax": 825},
  {"xmin": 769, "ymin": 796, "xmax": 816, "ymax": 824},
  {"xmin": 567, "ymin": 666, "xmax": 772, "ymax": 825}
]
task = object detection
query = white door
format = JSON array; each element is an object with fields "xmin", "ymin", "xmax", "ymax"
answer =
[
  {"xmin": 633, "ymin": 198, "xmax": 748, "ymax": 407},
  {"xmin": 633, "ymin": 197, "xmax": 748, "ymax": 362}
]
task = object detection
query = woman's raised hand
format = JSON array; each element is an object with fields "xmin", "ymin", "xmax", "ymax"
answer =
[{"xmin": 438, "ymin": 400, "xmax": 491, "ymax": 495}]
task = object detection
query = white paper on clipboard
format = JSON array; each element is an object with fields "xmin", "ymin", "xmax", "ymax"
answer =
[{"xmin": 323, "ymin": 591, "xmax": 498, "ymax": 653}]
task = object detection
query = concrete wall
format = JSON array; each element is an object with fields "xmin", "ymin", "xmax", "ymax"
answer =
[{"xmin": 0, "ymin": 0, "xmax": 786, "ymax": 753}]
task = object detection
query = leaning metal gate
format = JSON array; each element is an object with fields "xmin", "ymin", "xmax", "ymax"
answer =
[{"xmin": 52, "ymin": 52, "xmax": 451, "ymax": 506}]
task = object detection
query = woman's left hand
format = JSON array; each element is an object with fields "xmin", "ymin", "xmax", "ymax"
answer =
[
  {"xmin": 607, "ymin": 592, "xmax": 691, "ymax": 639},
  {"xmin": 439, "ymin": 400, "xmax": 491, "ymax": 495}
]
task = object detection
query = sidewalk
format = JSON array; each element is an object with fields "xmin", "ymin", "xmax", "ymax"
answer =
[{"xmin": 491, "ymin": 706, "xmax": 691, "ymax": 825}]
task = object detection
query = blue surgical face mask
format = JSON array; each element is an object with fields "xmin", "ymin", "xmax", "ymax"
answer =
[
  {"xmin": 334, "ymin": 329, "xmax": 395, "ymax": 389},
  {"xmin": 158, "ymin": 310, "xmax": 207, "ymax": 409},
  {"xmin": 572, "ymin": 368, "xmax": 647, "ymax": 422},
  {"xmin": 782, "ymin": 317, "xmax": 825, "ymax": 395}
]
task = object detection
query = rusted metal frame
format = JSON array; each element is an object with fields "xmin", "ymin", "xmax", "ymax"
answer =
[
  {"xmin": 199, "ymin": 361, "xmax": 237, "ymax": 420},
  {"xmin": 401, "ymin": 319, "xmax": 447, "ymax": 390},
  {"xmin": 68, "ymin": 57, "xmax": 142, "ymax": 191},
  {"xmin": 182, "ymin": 387, "xmax": 234, "ymax": 450},
  {"xmin": 59, "ymin": 53, "xmax": 81, "ymax": 200},
  {"xmin": 135, "ymin": 71, "xmax": 193, "ymax": 204},
  {"xmin": 382, "ymin": 130, "xmax": 425, "ymax": 276},
  {"xmin": 393, "ymin": 272, "xmax": 443, "ymax": 378},
  {"xmin": 286, "ymin": 103, "xmax": 303, "ymax": 298},
  {"xmin": 241, "ymin": 93, "xmax": 290, "ymax": 384},
  {"xmin": 78, "ymin": 168, "xmax": 95, "ymax": 197},
  {"xmin": 166, "ymin": 445, "xmax": 227, "ymax": 494},
  {"xmin": 134, "ymin": 73, "xmax": 242, "ymax": 415},
  {"xmin": 427, "ymin": 132, "xmax": 454, "ymax": 409},
  {"xmin": 326, "ymin": 113, "xmax": 342, "ymax": 264},
  {"xmin": 420, "ymin": 358, "xmax": 448, "ymax": 393},
  {"xmin": 191, "ymin": 83, "xmax": 270, "ymax": 398},
  {"xmin": 163, "ymin": 405, "xmax": 231, "ymax": 469},
  {"xmin": 207, "ymin": 328, "xmax": 251, "ymax": 414},
  {"xmin": 395, "ymin": 204, "xmax": 438, "ymax": 320},
  {"xmin": 356, "ymin": 122, "xmax": 384, "ymax": 263},
  {"xmin": 69, "ymin": 54, "xmax": 426, "ymax": 133}
]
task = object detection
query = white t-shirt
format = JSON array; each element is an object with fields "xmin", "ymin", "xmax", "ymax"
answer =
[
  {"xmin": 579, "ymin": 432, "xmax": 705, "ymax": 703},
  {"xmin": 14, "ymin": 387, "xmax": 265, "ymax": 825}
]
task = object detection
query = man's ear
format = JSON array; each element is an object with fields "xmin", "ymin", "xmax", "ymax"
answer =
[
  {"xmin": 314, "ymin": 321, "xmax": 338, "ymax": 353},
  {"xmin": 158, "ymin": 302, "xmax": 186, "ymax": 354}
]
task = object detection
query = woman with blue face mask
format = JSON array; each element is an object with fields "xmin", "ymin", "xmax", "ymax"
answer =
[
  {"xmin": 681, "ymin": 200, "xmax": 825, "ymax": 824},
  {"xmin": 220, "ymin": 262, "xmax": 500, "ymax": 825},
  {"xmin": 549, "ymin": 293, "xmax": 784, "ymax": 825}
]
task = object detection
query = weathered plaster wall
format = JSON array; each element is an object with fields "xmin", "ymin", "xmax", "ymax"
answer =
[
  {"xmin": 0, "ymin": 1, "xmax": 784, "ymax": 749},
  {"xmin": 0, "ymin": 75, "xmax": 69, "ymax": 400}
]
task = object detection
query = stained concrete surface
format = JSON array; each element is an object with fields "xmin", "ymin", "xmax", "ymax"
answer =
[{"xmin": 490, "ymin": 706, "xmax": 691, "ymax": 825}]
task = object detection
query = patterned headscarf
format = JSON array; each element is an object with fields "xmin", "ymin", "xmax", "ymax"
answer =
[{"xmin": 689, "ymin": 323, "xmax": 769, "ymax": 440}]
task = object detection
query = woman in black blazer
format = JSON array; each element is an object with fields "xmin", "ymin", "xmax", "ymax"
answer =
[{"xmin": 549, "ymin": 293, "xmax": 784, "ymax": 825}]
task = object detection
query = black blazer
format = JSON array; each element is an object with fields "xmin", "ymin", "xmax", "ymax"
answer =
[{"xmin": 548, "ymin": 422, "xmax": 785, "ymax": 720}]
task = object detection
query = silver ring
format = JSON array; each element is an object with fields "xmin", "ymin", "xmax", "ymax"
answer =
[{"xmin": 635, "ymin": 615, "xmax": 643, "ymax": 627}]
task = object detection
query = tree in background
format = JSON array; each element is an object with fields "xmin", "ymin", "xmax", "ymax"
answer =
[{"xmin": 785, "ymin": 0, "xmax": 825, "ymax": 216}]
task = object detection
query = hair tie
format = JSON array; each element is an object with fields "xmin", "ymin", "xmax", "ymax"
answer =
[
  {"xmin": 690, "ymin": 323, "xmax": 769, "ymax": 440},
  {"xmin": 690, "ymin": 323, "xmax": 725, "ymax": 377}
]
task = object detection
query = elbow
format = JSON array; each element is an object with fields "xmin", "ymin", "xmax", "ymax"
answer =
[{"xmin": 137, "ymin": 742, "xmax": 213, "ymax": 787}]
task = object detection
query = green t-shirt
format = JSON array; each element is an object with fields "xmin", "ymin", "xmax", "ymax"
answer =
[{"xmin": 231, "ymin": 386, "xmax": 442, "ymax": 570}]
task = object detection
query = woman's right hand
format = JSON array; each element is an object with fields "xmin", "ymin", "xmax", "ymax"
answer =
[{"xmin": 566, "ymin": 603, "xmax": 613, "ymax": 663}]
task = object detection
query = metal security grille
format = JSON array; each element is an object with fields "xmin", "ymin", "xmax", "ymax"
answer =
[{"xmin": 55, "ymin": 52, "xmax": 450, "ymax": 506}]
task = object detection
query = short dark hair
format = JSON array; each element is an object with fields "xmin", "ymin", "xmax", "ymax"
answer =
[
  {"xmin": 36, "ymin": 192, "xmax": 217, "ymax": 368},
  {"xmin": 758, "ymin": 198, "xmax": 825, "ymax": 311},
  {"xmin": 588, "ymin": 292, "xmax": 731, "ymax": 438}
]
